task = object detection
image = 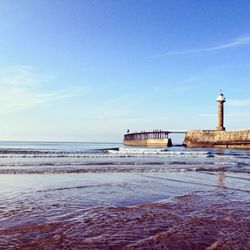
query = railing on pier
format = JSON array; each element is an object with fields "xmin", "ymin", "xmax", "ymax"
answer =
[{"xmin": 124, "ymin": 130, "xmax": 187, "ymax": 141}]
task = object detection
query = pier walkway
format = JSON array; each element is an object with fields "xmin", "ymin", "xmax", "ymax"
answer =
[{"xmin": 124, "ymin": 130, "xmax": 187, "ymax": 141}]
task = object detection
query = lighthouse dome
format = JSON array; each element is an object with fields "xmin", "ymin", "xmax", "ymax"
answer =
[{"xmin": 217, "ymin": 93, "xmax": 225, "ymax": 102}]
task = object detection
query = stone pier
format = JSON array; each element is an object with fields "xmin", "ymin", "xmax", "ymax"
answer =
[{"xmin": 184, "ymin": 130, "xmax": 250, "ymax": 149}]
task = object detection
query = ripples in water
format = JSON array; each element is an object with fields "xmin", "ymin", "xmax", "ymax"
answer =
[
  {"xmin": 0, "ymin": 142, "xmax": 250, "ymax": 249},
  {"xmin": 1, "ymin": 190, "xmax": 249, "ymax": 249}
]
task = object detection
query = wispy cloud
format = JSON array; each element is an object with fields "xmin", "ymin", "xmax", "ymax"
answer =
[
  {"xmin": 0, "ymin": 65, "xmax": 77, "ymax": 112},
  {"xmin": 149, "ymin": 34, "xmax": 250, "ymax": 58},
  {"xmin": 227, "ymin": 98, "xmax": 250, "ymax": 107}
]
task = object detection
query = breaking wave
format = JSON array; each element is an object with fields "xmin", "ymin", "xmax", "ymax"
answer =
[
  {"xmin": 1, "ymin": 146, "xmax": 249, "ymax": 160},
  {"xmin": 0, "ymin": 165, "xmax": 250, "ymax": 175}
]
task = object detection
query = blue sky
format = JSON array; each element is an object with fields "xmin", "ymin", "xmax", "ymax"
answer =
[{"xmin": 0, "ymin": 0, "xmax": 250, "ymax": 142}]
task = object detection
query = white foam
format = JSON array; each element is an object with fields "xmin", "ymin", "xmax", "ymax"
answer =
[{"xmin": 107, "ymin": 147, "xmax": 210, "ymax": 158}]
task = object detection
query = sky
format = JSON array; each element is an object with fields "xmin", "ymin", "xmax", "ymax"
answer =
[{"xmin": 0, "ymin": 0, "xmax": 250, "ymax": 142}]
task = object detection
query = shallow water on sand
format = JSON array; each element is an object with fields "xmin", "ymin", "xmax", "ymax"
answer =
[{"xmin": 0, "ymin": 142, "xmax": 249, "ymax": 249}]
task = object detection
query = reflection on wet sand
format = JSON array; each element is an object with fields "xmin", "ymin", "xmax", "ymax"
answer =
[{"xmin": 217, "ymin": 171, "xmax": 225, "ymax": 189}]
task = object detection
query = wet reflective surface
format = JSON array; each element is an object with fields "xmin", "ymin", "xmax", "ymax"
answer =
[{"xmin": 0, "ymin": 142, "xmax": 249, "ymax": 249}]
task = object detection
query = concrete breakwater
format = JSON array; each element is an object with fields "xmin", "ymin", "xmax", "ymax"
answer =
[
  {"xmin": 184, "ymin": 130, "xmax": 250, "ymax": 149},
  {"xmin": 123, "ymin": 131, "xmax": 173, "ymax": 147},
  {"xmin": 123, "ymin": 138, "xmax": 172, "ymax": 147}
]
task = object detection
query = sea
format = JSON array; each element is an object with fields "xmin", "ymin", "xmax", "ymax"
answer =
[{"xmin": 0, "ymin": 141, "xmax": 249, "ymax": 249}]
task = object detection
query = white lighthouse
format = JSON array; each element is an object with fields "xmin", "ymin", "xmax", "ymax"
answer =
[{"xmin": 216, "ymin": 91, "xmax": 226, "ymax": 131}]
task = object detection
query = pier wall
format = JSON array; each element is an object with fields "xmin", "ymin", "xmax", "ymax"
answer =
[
  {"xmin": 184, "ymin": 130, "xmax": 250, "ymax": 149},
  {"xmin": 123, "ymin": 138, "xmax": 172, "ymax": 147}
]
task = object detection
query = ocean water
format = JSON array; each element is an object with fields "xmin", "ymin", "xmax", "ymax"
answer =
[{"xmin": 0, "ymin": 141, "xmax": 249, "ymax": 249}]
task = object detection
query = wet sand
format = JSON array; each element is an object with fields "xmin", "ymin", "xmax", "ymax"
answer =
[
  {"xmin": 0, "ymin": 143, "xmax": 249, "ymax": 249},
  {"xmin": 0, "ymin": 171, "xmax": 249, "ymax": 249}
]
